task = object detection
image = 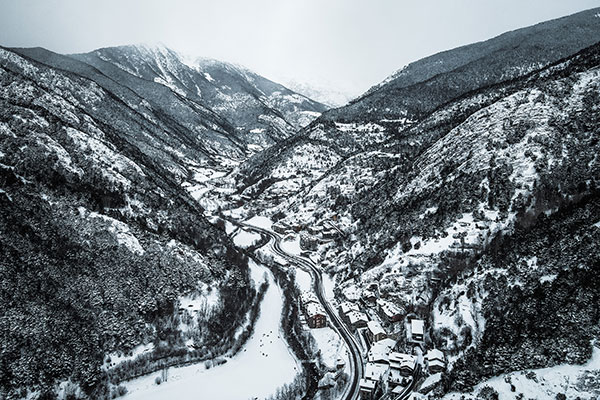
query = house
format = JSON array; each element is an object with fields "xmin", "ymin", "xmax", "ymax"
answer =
[
  {"xmin": 300, "ymin": 291, "xmax": 319, "ymax": 308},
  {"xmin": 367, "ymin": 320, "xmax": 387, "ymax": 343},
  {"xmin": 364, "ymin": 362, "xmax": 389, "ymax": 382},
  {"xmin": 359, "ymin": 378, "xmax": 377, "ymax": 400},
  {"xmin": 426, "ymin": 349, "xmax": 446, "ymax": 373},
  {"xmin": 376, "ymin": 299, "xmax": 404, "ymax": 322},
  {"xmin": 339, "ymin": 301, "xmax": 359, "ymax": 317},
  {"xmin": 305, "ymin": 303, "xmax": 327, "ymax": 328},
  {"xmin": 272, "ymin": 222, "xmax": 290, "ymax": 234},
  {"xmin": 388, "ymin": 352, "xmax": 416, "ymax": 386},
  {"xmin": 347, "ymin": 310, "xmax": 369, "ymax": 329},
  {"xmin": 410, "ymin": 318, "xmax": 425, "ymax": 342},
  {"xmin": 367, "ymin": 338, "xmax": 396, "ymax": 364}
]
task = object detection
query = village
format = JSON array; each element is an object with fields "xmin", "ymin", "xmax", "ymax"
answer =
[
  {"xmin": 271, "ymin": 218, "xmax": 448, "ymax": 400},
  {"xmin": 299, "ymin": 286, "xmax": 446, "ymax": 399}
]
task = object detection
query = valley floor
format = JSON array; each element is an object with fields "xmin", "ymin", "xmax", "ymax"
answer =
[{"xmin": 120, "ymin": 260, "xmax": 301, "ymax": 400}]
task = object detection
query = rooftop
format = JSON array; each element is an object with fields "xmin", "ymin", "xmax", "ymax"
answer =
[
  {"xmin": 365, "ymin": 362, "xmax": 389, "ymax": 381},
  {"xmin": 411, "ymin": 319, "xmax": 424, "ymax": 335},
  {"xmin": 367, "ymin": 320, "xmax": 386, "ymax": 336},
  {"xmin": 426, "ymin": 348, "xmax": 445, "ymax": 362},
  {"xmin": 347, "ymin": 310, "xmax": 369, "ymax": 325},
  {"xmin": 305, "ymin": 302, "xmax": 326, "ymax": 317}
]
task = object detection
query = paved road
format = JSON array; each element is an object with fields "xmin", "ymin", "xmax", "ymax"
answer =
[{"xmin": 240, "ymin": 222, "xmax": 364, "ymax": 400}]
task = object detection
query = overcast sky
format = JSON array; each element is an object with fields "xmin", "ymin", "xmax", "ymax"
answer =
[{"xmin": 1, "ymin": 0, "xmax": 599, "ymax": 97}]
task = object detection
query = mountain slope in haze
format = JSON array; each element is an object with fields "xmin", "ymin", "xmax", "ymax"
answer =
[
  {"xmin": 0, "ymin": 47, "xmax": 258, "ymax": 399},
  {"xmin": 72, "ymin": 44, "xmax": 326, "ymax": 144},
  {"xmin": 13, "ymin": 44, "xmax": 327, "ymax": 158},
  {"xmin": 236, "ymin": 7, "xmax": 600, "ymax": 201},
  {"xmin": 339, "ymin": 6, "xmax": 600, "ymax": 122}
]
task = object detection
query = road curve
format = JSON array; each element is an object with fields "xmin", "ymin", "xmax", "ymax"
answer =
[{"xmin": 240, "ymin": 223, "xmax": 364, "ymax": 400}]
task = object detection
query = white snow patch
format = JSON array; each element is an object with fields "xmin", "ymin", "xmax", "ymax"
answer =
[
  {"xmin": 203, "ymin": 72, "xmax": 215, "ymax": 82},
  {"xmin": 233, "ymin": 229, "xmax": 262, "ymax": 248},
  {"xmin": 280, "ymin": 235, "xmax": 302, "ymax": 256},
  {"xmin": 245, "ymin": 215, "xmax": 273, "ymax": 230}
]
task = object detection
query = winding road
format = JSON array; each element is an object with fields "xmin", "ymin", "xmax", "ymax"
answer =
[{"xmin": 239, "ymin": 222, "xmax": 365, "ymax": 400}]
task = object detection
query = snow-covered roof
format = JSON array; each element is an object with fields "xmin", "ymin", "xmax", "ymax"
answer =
[
  {"xmin": 376, "ymin": 299, "xmax": 403, "ymax": 317},
  {"xmin": 367, "ymin": 338, "xmax": 396, "ymax": 363},
  {"xmin": 428, "ymin": 359, "xmax": 446, "ymax": 370},
  {"xmin": 365, "ymin": 362, "xmax": 389, "ymax": 381},
  {"xmin": 367, "ymin": 320, "xmax": 386, "ymax": 336},
  {"xmin": 411, "ymin": 319, "xmax": 424, "ymax": 335},
  {"xmin": 389, "ymin": 352, "xmax": 416, "ymax": 371},
  {"xmin": 339, "ymin": 301, "xmax": 359, "ymax": 315},
  {"xmin": 305, "ymin": 302, "xmax": 326, "ymax": 318},
  {"xmin": 347, "ymin": 310, "xmax": 368, "ymax": 325},
  {"xmin": 359, "ymin": 378, "xmax": 376, "ymax": 390},
  {"xmin": 426, "ymin": 348, "xmax": 445, "ymax": 362}
]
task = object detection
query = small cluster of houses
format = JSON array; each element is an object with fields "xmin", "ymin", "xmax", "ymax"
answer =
[
  {"xmin": 338, "ymin": 301, "xmax": 369, "ymax": 329},
  {"xmin": 334, "ymin": 306, "xmax": 447, "ymax": 400},
  {"xmin": 273, "ymin": 220, "xmax": 340, "ymax": 240},
  {"xmin": 301, "ymin": 291, "xmax": 327, "ymax": 328}
]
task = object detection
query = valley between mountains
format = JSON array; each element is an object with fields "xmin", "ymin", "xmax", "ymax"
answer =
[{"xmin": 1, "ymin": 6, "xmax": 600, "ymax": 400}]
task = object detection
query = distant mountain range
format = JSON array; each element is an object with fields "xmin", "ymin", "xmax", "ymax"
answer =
[{"xmin": 14, "ymin": 44, "xmax": 327, "ymax": 160}]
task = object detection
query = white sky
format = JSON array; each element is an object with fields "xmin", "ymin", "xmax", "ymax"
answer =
[{"xmin": 1, "ymin": 0, "xmax": 599, "ymax": 97}]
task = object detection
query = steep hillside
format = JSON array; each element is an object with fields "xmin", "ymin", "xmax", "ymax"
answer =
[
  {"xmin": 0, "ymin": 47, "xmax": 256, "ymax": 399},
  {"xmin": 335, "ymin": 7, "xmax": 600, "ymax": 122},
  {"xmin": 223, "ymin": 11, "xmax": 600, "ymax": 398},
  {"xmin": 236, "ymin": 7, "xmax": 600, "ymax": 194},
  {"xmin": 13, "ymin": 44, "xmax": 327, "ymax": 156}
]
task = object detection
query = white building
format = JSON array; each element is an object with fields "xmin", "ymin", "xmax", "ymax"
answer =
[
  {"xmin": 367, "ymin": 338, "xmax": 396, "ymax": 364},
  {"xmin": 388, "ymin": 352, "xmax": 416, "ymax": 386},
  {"xmin": 367, "ymin": 320, "xmax": 387, "ymax": 343},
  {"xmin": 410, "ymin": 318, "xmax": 425, "ymax": 342},
  {"xmin": 426, "ymin": 348, "xmax": 446, "ymax": 373}
]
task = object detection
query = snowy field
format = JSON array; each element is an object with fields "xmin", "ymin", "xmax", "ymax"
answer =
[
  {"xmin": 310, "ymin": 327, "xmax": 350, "ymax": 370},
  {"xmin": 233, "ymin": 229, "xmax": 262, "ymax": 248},
  {"xmin": 280, "ymin": 235, "xmax": 302, "ymax": 255},
  {"xmin": 121, "ymin": 260, "xmax": 300, "ymax": 400}
]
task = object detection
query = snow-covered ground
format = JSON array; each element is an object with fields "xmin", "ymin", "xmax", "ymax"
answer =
[
  {"xmin": 280, "ymin": 235, "xmax": 302, "ymax": 255},
  {"xmin": 233, "ymin": 229, "xmax": 261, "ymax": 248},
  {"xmin": 311, "ymin": 327, "xmax": 350, "ymax": 370},
  {"xmin": 245, "ymin": 215, "xmax": 273, "ymax": 230},
  {"xmin": 121, "ymin": 260, "xmax": 300, "ymax": 400},
  {"xmin": 443, "ymin": 343, "xmax": 600, "ymax": 400},
  {"xmin": 295, "ymin": 268, "xmax": 312, "ymax": 292}
]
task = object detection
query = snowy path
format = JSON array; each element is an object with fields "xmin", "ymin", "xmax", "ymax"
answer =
[{"xmin": 121, "ymin": 260, "xmax": 300, "ymax": 400}]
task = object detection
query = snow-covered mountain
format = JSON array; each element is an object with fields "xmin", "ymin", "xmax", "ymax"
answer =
[
  {"xmin": 14, "ymin": 44, "xmax": 327, "ymax": 157},
  {"xmin": 0, "ymin": 43, "xmax": 329, "ymax": 398},
  {"xmin": 0, "ymin": 45, "xmax": 266, "ymax": 398},
  {"xmin": 224, "ymin": 7, "xmax": 600, "ymax": 398}
]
